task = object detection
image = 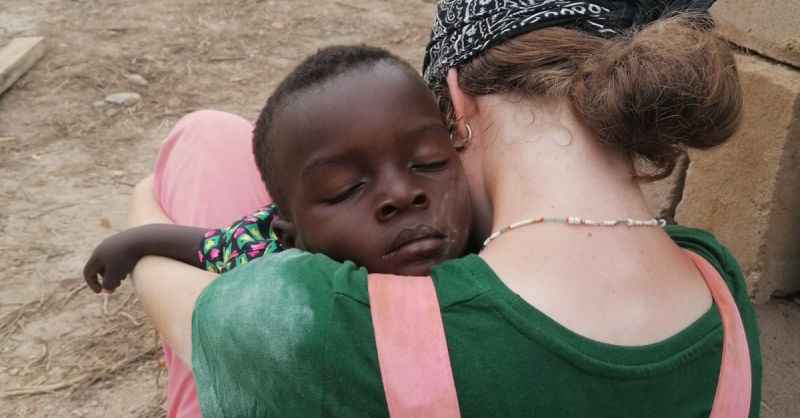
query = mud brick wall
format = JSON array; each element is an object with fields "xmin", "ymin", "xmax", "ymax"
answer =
[
  {"xmin": 711, "ymin": 0, "xmax": 800, "ymax": 69},
  {"xmin": 642, "ymin": 1, "xmax": 800, "ymax": 303}
]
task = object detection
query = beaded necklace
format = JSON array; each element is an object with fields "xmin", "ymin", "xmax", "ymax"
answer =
[{"xmin": 481, "ymin": 216, "xmax": 667, "ymax": 251}]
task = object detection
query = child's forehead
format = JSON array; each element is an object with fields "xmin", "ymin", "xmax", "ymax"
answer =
[
  {"xmin": 305, "ymin": 62, "xmax": 425, "ymax": 103},
  {"xmin": 281, "ymin": 65, "xmax": 438, "ymax": 134},
  {"xmin": 271, "ymin": 62, "xmax": 445, "ymax": 172}
]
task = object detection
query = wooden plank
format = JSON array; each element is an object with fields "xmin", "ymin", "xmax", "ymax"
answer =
[{"xmin": 0, "ymin": 37, "xmax": 47, "ymax": 96}]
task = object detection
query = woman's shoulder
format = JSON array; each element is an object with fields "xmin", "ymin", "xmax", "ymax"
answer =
[
  {"xmin": 665, "ymin": 224, "xmax": 724, "ymax": 252},
  {"xmin": 665, "ymin": 225, "xmax": 762, "ymax": 417},
  {"xmin": 665, "ymin": 224, "xmax": 745, "ymax": 294},
  {"xmin": 198, "ymin": 250, "xmax": 491, "ymax": 308},
  {"xmin": 191, "ymin": 249, "xmax": 364, "ymax": 417},
  {"xmin": 203, "ymin": 249, "xmax": 363, "ymax": 290},
  {"xmin": 194, "ymin": 249, "xmax": 368, "ymax": 326}
]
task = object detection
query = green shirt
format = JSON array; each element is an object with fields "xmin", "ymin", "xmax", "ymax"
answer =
[{"xmin": 192, "ymin": 225, "xmax": 762, "ymax": 417}]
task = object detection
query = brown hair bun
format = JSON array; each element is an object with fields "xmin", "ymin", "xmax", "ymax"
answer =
[{"xmin": 570, "ymin": 15, "xmax": 742, "ymax": 180}]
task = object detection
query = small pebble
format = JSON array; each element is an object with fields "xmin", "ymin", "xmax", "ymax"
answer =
[
  {"xmin": 92, "ymin": 100, "xmax": 106, "ymax": 107},
  {"xmin": 70, "ymin": 409, "xmax": 83, "ymax": 417},
  {"xmin": 111, "ymin": 170, "xmax": 126, "ymax": 178},
  {"xmin": 105, "ymin": 92, "xmax": 141, "ymax": 106},
  {"xmin": 271, "ymin": 21, "xmax": 285, "ymax": 29},
  {"xmin": 127, "ymin": 74, "xmax": 149, "ymax": 86},
  {"xmin": 8, "ymin": 367, "xmax": 19, "ymax": 376},
  {"xmin": 90, "ymin": 401, "xmax": 99, "ymax": 408}
]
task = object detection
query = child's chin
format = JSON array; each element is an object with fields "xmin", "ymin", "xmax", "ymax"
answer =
[{"xmin": 377, "ymin": 261, "xmax": 435, "ymax": 277}]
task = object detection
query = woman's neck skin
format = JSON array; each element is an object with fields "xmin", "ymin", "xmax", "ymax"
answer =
[
  {"xmin": 482, "ymin": 97, "xmax": 652, "ymax": 232},
  {"xmin": 470, "ymin": 95, "xmax": 712, "ymax": 346}
]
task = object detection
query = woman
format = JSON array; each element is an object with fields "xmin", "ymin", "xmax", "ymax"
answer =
[{"xmin": 127, "ymin": 1, "xmax": 762, "ymax": 417}]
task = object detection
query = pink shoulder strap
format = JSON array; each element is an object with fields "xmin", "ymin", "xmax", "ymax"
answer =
[
  {"xmin": 369, "ymin": 253, "xmax": 751, "ymax": 418},
  {"xmin": 684, "ymin": 250, "xmax": 752, "ymax": 418},
  {"xmin": 367, "ymin": 274, "xmax": 461, "ymax": 418}
]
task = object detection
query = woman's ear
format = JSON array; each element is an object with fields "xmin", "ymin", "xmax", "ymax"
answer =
[
  {"xmin": 271, "ymin": 218, "xmax": 300, "ymax": 249},
  {"xmin": 446, "ymin": 68, "xmax": 478, "ymax": 139}
]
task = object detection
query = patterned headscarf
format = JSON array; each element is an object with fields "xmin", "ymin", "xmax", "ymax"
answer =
[{"xmin": 423, "ymin": 0, "xmax": 716, "ymax": 86}]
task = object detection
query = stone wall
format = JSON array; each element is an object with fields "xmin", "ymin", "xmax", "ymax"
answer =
[
  {"xmin": 711, "ymin": 0, "xmax": 800, "ymax": 69},
  {"xmin": 642, "ymin": 1, "xmax": 800, "ymax": 303}
]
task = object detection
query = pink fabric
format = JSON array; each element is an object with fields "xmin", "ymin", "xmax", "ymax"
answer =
[
  {"xmin": 153, "ymin": 110, "xmax": 271, "ymax": 418},
  {"xmin": 368, "ymin": 274, "xmax": 461, "ymax": 418},
  {"xmin": 684, "ymin": 250, "xmax": 752, "ymax": 418}
]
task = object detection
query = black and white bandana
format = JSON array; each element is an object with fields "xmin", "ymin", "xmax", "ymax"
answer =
[{"xmin": 423, "ymin": 0, "xmax": 716, "ymax": 86}]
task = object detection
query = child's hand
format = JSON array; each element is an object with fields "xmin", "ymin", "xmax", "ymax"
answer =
[
  {"xmin": 83, "ymin": 230, "xmax": 143, "ymax": 294},
  {"xmin": 83, "ymin": 223, "xmax": 210, "ymax": 293}
]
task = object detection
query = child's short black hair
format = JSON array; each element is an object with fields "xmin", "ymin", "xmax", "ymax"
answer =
[{"xmin": 252, "ymin": 44, "xmax": 419, "ymax": 217}]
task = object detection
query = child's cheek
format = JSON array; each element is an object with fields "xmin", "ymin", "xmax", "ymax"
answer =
[{"xmin": 436, "ymin": 170, "xmax": 472, "ymax": 257}]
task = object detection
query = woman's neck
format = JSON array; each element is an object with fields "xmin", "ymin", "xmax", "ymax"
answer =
[
  {"xmin": 469, "ymin": 97, "xmax": 712, "ymax": 347},
  {"xmin": 481, "ymin": 98, "xmax": 653, "ymax": 236}
]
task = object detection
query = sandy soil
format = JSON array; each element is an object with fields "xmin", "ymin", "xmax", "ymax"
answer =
[
  {"xmin": 1, "ymin": 1, "xmax": 798, "ymax": 417},
  {"xmin": 0, "ymin": 1, "xmax": 435, "ymax": 416}
]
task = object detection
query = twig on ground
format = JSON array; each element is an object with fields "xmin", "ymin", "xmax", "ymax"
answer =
[
  {"xmin": 110, "ymin": 176, "xmax": 136, "ymax": 187},
  {"xmin": 117, "ymin": 311, "xmax": 141, "ymax": 326},
  {"xmin": 61, "ymin": 284, "xmax": 86, "ymax": 307},
  {"xmin": 208, "ymin": 56, "xmax": 248, "ymax": 62},
  {"xmin": 0, "ymin": 374, "xmax": 92, "ymax": 397},
  {"xmin": 28, "ymin": 203, "xmax": 77, "ymax": 220},
  {"xmin": 102, "ymin": 294, "xmax": 109, "ymax": 316},
  {"xmin": 334, "ymin": 1, "xmax": 367, "ymax": 10},
  {"xmin": 33, "ymin": 250, "xmax": 53, "ymax": 281}
]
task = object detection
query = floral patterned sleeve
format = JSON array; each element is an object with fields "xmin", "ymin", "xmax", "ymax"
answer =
[{"xmin": 198, "ymin": 203, "xmax": 284, "ymax": 273}]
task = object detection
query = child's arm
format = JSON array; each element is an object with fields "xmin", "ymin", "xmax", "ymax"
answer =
[
  {"xmin": 84, "ymin": 203, "xmax": 283, "ymax": 293},
  {"xmin": 83, "ymin": 224, "xmax": 208, "ymax": 293}
]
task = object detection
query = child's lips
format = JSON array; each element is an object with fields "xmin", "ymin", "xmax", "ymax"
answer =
[
  {"xmin": 386, "ymin": 236, "xmax": 445, "ymax": 260},
  {"xmin": 385, "ymin": 225, "xmax": 446, "ymax": 260}
]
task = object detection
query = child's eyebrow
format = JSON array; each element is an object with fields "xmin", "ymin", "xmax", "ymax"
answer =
[
  {"xmin": 398, "ymin": 120, "xmax": 447, "ymax": 142},
  {"xmin": 302, "ymin": 153, "xmax": 351, "ymax": 179}
]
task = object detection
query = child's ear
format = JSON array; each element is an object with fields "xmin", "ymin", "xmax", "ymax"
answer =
[{"xmin": 271, "ymin": 219, "xmax": 300, "ymax": 249}]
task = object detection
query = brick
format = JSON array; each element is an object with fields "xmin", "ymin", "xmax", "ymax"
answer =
[
  {"xmin": 640, "ymin": 154, "xmax": 688, "ymax": 225},
  {"xmin": 675, "ymin": 54, "xmax": 800, "ymax": 303},
  {"xmin": 710, "ymin": 0, "xmax": 800, "ymax": 68}
]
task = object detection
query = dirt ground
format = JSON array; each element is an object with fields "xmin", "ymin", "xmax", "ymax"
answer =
[
  {"xmin": 0, "ymin": 0, "xmax": 436, "ymax": 416},
  {"xmin": 0, "ymin": 1, "xmax": 798, "ymax": 417}
]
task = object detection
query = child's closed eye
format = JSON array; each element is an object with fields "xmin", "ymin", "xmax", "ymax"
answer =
[
  {"xmin": 324, "ymin": 182, "xmax": 365, "ymax": 205},
  {"xmin": 411, "ymin": 160, "xmax": 449, "ymax": 172}
]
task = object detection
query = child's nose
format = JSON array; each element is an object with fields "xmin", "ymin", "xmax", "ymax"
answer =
[{"xmin": 375, "ymin": 185, "xmax": 430, "ymax": 222}]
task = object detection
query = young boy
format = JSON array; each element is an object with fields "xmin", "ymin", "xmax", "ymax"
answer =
[{"xmin": 84, "ymin": 45, "xmax": 472, "ymax": 293}]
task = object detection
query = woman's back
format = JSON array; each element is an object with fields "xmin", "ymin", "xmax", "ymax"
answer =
[
  {"xmin": 484, "ymin": 221, "xmax": 714, "ymax": 347},
  {"xmin": 190, "ymin": 225, "xmax": 761, "ymax": 418}
]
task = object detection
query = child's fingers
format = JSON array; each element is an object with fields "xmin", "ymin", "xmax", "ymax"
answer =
[
  {"xmin": 100, "ymin": 265, "xmax": 127, "ymax": 294},
  {"xmin": 83, "ymin": 256, "xmax": 104, "ymax": 294}
]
